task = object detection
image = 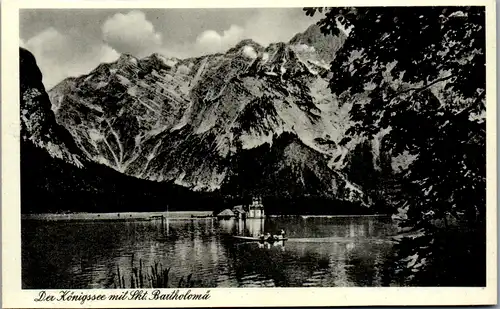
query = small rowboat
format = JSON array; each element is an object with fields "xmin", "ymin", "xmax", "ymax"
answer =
[{"xmin": 232, "ymin": 235, "xmax": 288, "ymax": 242}]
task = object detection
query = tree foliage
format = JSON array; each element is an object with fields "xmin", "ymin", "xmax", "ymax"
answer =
[{"xmin": 305, "ymin": 6, "xmax": 486, "ymax": 285}]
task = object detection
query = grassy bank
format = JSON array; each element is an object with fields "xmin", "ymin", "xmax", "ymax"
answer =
[{"xmin": 113, "ymin": 256, "xmax": 196, "ymax": 289}]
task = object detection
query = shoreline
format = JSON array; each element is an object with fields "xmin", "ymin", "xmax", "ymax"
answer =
[
  {"xmin": 297, "ymin": 214, "xmax": 390, "ymax": 219},
  {"xmin": 21, "ymin": 211, "xmax": 391, "ymax": 221},
  {"xmin": 21, "ymin": 211, "xmax": 213, "ymax": 221}
]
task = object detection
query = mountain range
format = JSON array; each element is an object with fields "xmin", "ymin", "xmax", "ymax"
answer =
[{"xmin": 21, "ymin": 24, "xmax": 392, "ymax": 214}]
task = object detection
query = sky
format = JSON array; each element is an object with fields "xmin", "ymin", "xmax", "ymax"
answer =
[{"xmin": 20, "ymin": 8, "xmax": 321, "ymax": 89}]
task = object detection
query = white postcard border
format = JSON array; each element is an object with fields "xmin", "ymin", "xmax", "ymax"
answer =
[{"xmin": 2, "ymin": 0, "xmax": 497, "ymax": 307}]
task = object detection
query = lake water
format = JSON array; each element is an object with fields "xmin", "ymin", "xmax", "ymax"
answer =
[{"xmin": 22, "ymin": 215, "xmax": 399, "ymax": 288}]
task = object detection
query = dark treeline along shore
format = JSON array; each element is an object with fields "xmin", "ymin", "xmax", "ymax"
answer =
[
  {"xmin": 22, "ymin": 139, "xmax": 376, "ymax": 215},
  {"xmin": 20, "ymin": 6, "xmax": 486, "ymax": 287}
]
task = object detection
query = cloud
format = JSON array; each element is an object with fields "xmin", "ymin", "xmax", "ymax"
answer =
[
  {"xmin": 102, "ymin": 10, "xmax": 162, "ymax": 57},
  {"xmin": 20, "ymin": 10, "xmax": 164, "ymax": 89},
  {"xmin": 99, "ymin": 45, "xmax": 120, "ymax": 63},
  {"xmin": 195, "ymin": 25, "xmax": 243, "ymax": 54},
  {"xmin": 22, "ymin": 27, "xmax": 119, "ymax": 89},
  {"xmin": 25, "ymin": 28, "xmax": 69, "ymax": 59},
  {"xmin": 182, "ymin": 9, "xmax": 320, "ymax": 58},
  {"xmin": 242, "ymin": 9, "xmax": 320, "ymax": 46},
  {"xmin": 242, "ymin": 45, "xmax": 257, "ymax": 59},
  {"xmin": 19, "ymin": 9, "xmax": 321, "ymax": 89}
]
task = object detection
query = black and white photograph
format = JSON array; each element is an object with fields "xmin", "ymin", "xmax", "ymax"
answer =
[{"xmin": 2, "ymin": 0, "xmax": 497, "ymax": 307}]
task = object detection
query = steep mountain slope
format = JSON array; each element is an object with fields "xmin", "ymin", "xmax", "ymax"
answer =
[
  {"xmin": 20, "ymin": 47, "xmax": 223, "ymax": 214},
  {"xmin": 47, "ymin": 24, "xmax": 369, "ymax": 205},
  {"xmin": 289, "ymin": 21, "xmax": 346, "ymax": 64},
  {"xmin": 20, "ymin": 47, "xmax": 84, "ymax": 167}
]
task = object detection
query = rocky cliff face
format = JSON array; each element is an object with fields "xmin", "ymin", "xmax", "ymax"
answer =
[
  {"xmin": 46, "ymin": 24, "xmax": 369, "ymax": 204},
  {"xmin": 20, "ymin": 47, "xmax": 84, "ymax": 167}
]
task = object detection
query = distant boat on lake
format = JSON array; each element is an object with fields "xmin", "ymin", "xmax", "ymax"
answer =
[{"xmin": 232, "ymin": 235, "xmax": 288, "ymax": 243}]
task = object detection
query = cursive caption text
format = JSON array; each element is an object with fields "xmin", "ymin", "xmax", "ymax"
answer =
[{"xmin": 34, "ymin": 289, "xmax": 212, "ymax": 305}]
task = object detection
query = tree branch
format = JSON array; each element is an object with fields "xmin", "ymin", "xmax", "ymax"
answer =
[
  {"xmin": 368, "ymin": 74, "xmax": 455, "ymax": 133},
  {"xmin": 390, "ymin": 74, "xmax": 455, "ymax": 102},
  {"xmin": 455, "ymin": 90, "xmax": 486, "ymax": 116}
]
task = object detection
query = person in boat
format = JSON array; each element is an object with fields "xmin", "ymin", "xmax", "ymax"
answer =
[
  {"xmin": 264, "ymin": 233, "xmax": 272, "ymax": 242},
  {"xmin": 258, "ymin": 233, "xmax": 265, "ymax": 243},
  {"xmin": 270, "ymin": 229, "xmax": 284, "ymax": 242}
]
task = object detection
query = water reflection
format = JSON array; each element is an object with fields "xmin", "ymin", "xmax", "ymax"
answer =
[
  {"xmin": 22, "ymin": 215, "xmax": 397, "ymax": 289},
  {"xmin": 245, "ymin": 218, "xmax": 265, "ymax": 237},
  {"xmin": 218, "ymin": 218, "xmax": 236, "ymax": 234},
  {"xmin": 237, "ymin": 218, "xmax": 245, "ymax": 234}
]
